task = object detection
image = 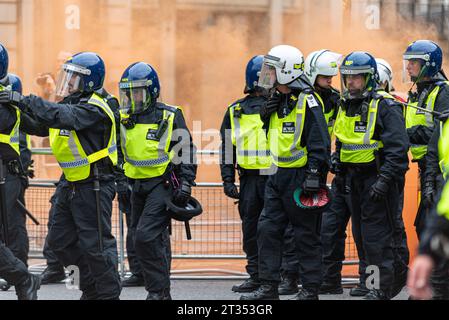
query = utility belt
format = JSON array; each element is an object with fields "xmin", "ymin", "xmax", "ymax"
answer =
[
  {"xmin": 334, "ymin": 162, "xmax": 378, "ymax": 195},
  {"xmin": 238, "ymin": 167, "xmax": 265, "ymax": 177},
  {"xmin": 128, "ymin": 165, "xmax": 174, "ymax": 193},
  {"xmin": 344, "ymin": 162, "xmax": 378, "ymax": 175},
  {"xmin": 66, "ymin": 162, "xmax": 115, "ymax": 185}
]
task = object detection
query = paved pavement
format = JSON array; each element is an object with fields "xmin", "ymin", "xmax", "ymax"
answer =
[{"xmin": 0, "ymin": 279, "xmax": 410, "ymax": 300}]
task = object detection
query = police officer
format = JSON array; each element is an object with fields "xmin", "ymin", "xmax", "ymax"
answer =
[
  {"xmin": 40, "ymin": 87, "xmax": 122, "ymax": 286},
  {"xmin": 408, "ymin": 114, "xmax": 449, "ymax": 299},
  {"xmin": 241, "ymin": 45, "xmax": 330, "ymax": 300},
  {"xmin": 298, "ymin": 49, "xmax": 349, "ymax": 295},
  {"xmin": 333, "ymin": 51, "xmax": 409, "ymax": 300},
  {"xmin": 0, "ymin": 42, "xmax": 41, "ymax": 300},
  {"xmin": 0, "ymin": 51, "xmax": 122, "ymax": 300},
  {"xmin": 118, "ymin": 62, "xmax": 197, "ymax": 300},
  {"xmin": 220, "ymin": 55, "xmax": 272, "ymax": 293},
  {"xmin": 404, "ymin": 40, "xmax": 449, "ymax": 234},
  {"xmin": 334, "ymin": 58, "xmax": 411, "ymax": 298},
  {"xmin": 280, "ymin": 49, "xmax": 345, "ymax": 296},
  {"xmin": 404, "ymin": 40, "xmax": 449, "ymax": 299}
]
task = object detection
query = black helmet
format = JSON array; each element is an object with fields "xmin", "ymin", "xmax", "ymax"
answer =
[
  {"xmin": 293, "ymin": 185, "xmax": 332, "ymax": 215},
  {"xmin": 166, "ymin": 196, "xmax": 203, "ymax": 222}
]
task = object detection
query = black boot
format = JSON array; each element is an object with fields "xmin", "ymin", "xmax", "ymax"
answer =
[
  {"xmin": 15, "ymin": 274, "xmax": 41, "ymax": 300},
  {"xmin": 391, "ymin": 268, "xmax": 408, "ymax": 298},
  {"xmin": 146, "ymin": 288, "xmax": 172, "ymax": 300},
  {"xmin": 232, "ymin": 278, "xmax": 261, "ymax": 293},
  {"xmin": 80, "ymin": 284, "xmax": 101, "ymax": 300},
  {"xmin": 278, "ymin": 275, "xmax": 299, "ymax": 295},
  {"xmin": 240, "ymin": 283, "xmax": 279, "ymax": 300},
  {"xmin": 319, "ymin": 282, "xmax": 343, "ymax": 295},
  {"xmin": 290, "ymin": 288, "xmax": 319, "ymax": 300},
  {"xmin": 40, "ymin": 265, "xmax": 66, "ymax": 285},
  {"xmin": 0, "ymin": 279, "xmax": 11, "ymax": 291},
  {"xmin": 121, "ymin": 274, "xmax": 145, "ymax": 287},
  {"xmin": 364, "ymin": 289, "xmax": 390, "ymax": 300},
  {"xmin": 349, "ymin": 283, "xmax": 369, "ymax": 297}
]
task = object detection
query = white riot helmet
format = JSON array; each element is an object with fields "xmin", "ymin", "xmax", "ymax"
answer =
[
  {"xmin": 376, "ymin": 58, "xmax": 394, "ymax": 92},
  {"xmin": 258, "ymin": 45, "xmax": 305, "ymax": 90},
  {"xmin": 304, "ymin": 50, "xmax": 343, "ymax": 86}
]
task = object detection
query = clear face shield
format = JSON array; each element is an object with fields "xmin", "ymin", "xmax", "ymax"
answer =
[
  {"xmin": 55, "ymin": 63, "xmax": 89, "ymax": 100},
  {"xmin": 258, "ymin": 55, "xmax": 284, "ymax": 90},
  {"xmin": 119, "ymin": 80, "xmax": 152, "ymax": 115},
  {"xmin": 340, "ymin": 66, "xmax": 372, "ymax": 100},
  {"xmin": 402, "ymin": 54, "xmax": 427, "ymax": 84}
]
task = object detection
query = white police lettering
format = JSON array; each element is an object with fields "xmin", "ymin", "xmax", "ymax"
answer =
[
  {"xmin": 416, "ymin": 108, "xmax": 426, "ymax": 115},
  {"xmin": 59, "ymin": 129, "xmax": 71, "ymax": 137},
  {"xmin": 354, "ymin": 121, "xmax": 368, "ymax": 133},
  {"xmin": 306, "ymin": 95, "xmax": 319, "ymax": 108},
  {"xmin": 282, "ymin": 122, "xmax": 295, "ymax": 134},
  {"xmin": 146, "ymin": 128, "xmax": 159, "ymax": 141}
]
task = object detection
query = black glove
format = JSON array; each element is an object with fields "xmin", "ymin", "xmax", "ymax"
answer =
[
  {"xmin": 333, "ymin": 174, "xmax": 345, "ymax": 193},
  {"xmin": 0, "ymin": 90, "xmax": 24, "ymax": 109},
  {"xmin": 116, "ymin": 178, "xmax": 131, "ymax": 213},
  {"xmin": 260, "ymin": 93, "xmax": 281, "ymax": 121},
  {"xmin": 173, "ymin": 181, "xmax": 192, "ymax": 207},
  {"xmin": 26, "ymin": 160, "xmax": 35, "ymax": 179},
  {"xmin": 223, "ymin": 181, "xmax": 239, "ymax": 199},
  {"xmin": 330, "ymin": 152, "xmax": 341, "ymax": 175},
  {"xmin": 302, "ymin": 169, "xmax": 321, "ymax": 195},
  {"xmin": 407, "ymin": 125, "xmax": 433, "ymax": 145},
  {"xmin": 437, "ymin": 110, "xmax": 449, "ymax": 123},
  {"xmin": 369, "ymin": 175, "xmax": 391, "ymax": 202},
  {"xmin": 421, "ymin": 175, "xmax": 436, "ymax": 208}
]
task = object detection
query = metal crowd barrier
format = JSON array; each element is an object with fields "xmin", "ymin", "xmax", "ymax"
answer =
[{"xmin": 24, "ymin": 148, "xmax": 360, "ymax": 279}]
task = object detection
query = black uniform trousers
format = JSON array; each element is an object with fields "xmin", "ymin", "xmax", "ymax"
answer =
[
  {"xmin": 238, "ymin": 174, "xmax": 267, "ymax": 280},
  {"xmin": 347, "ymin": 168, "xmax": 396, "ymax": 293},
  {"xmin": 257, "ymin": 168, "xmax": 322, "ymax": 292},
  {"xmin": 130, "ymin": 179, "xmax": 172, "ymax": 293},
  {"xmin": 118, "ymin": 188, "xmax": 142, "ymax": 278},
  {"xmin": 47, "ymin": 178, "xmax": 121, "ymax": 299},
  {"xmin": 0, "ymin": 171, "xmax": 29, "ymax": 266},
  {"xmin": 280, "ymin": 224, "xmax": 300, "ymax": 279},
  {"xmin": 0, "ymin": 172, "xmax": 29, "ymax": 285},
  {"xmin": 43, "ymin": 192, "xmax": 64, "ymax": 269},
  {"xmin": 321, "ymin": 177, "xmax": 354, "ymax": 285}
]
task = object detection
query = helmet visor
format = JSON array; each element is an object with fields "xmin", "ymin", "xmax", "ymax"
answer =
[
  {"xmin": 119, "ymin": 80, "xmax": 151, "ymax": 115},
  {"xmin": 258, "ymin": 63, "xmax": 278, "ymax": 90},
  {"xmin": 340, "ymin": 73, "xmax": 370, "ymax": 100},
  {"xmin": 402, "ymin": 56, "xmax": 426, "ymax": 84},
  {"xmin": 55, "ymin": 63, "xmax": 86, "ymax": 99}
]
